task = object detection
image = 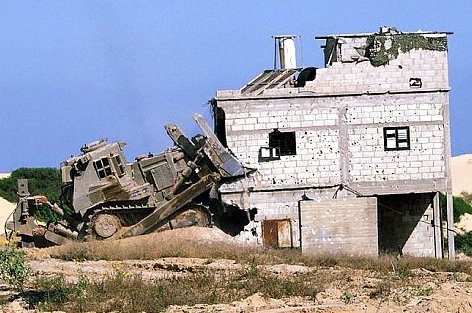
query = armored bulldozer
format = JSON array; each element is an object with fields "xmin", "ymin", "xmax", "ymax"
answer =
[{"xmin": 6, "ymin": 114, "xmax": 250, "ymax": 247}]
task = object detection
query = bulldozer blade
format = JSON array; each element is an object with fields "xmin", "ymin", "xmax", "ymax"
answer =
[
  {"xmin": 120, "ymin": 174, "xmax": 219, "ymax": 238},
  {"xmin": 193, "ymin": 113, "xmax": 248, "ymax": 177}
]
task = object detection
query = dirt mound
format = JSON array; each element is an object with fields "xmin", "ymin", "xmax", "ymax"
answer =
[{"xmin": 25, "ymin": 226, "xmax": 248, "ymax": 261}]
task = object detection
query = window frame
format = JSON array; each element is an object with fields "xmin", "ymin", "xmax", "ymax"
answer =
[
  {"xmin": 383, "ymin": 126, "xmax": 411, "ymax": 151},
  {"xmin": 111, "ymin": 154, "xmax": 126, "ymax": 177},
  {"xmin": 93, "ymin": 157, "xmax": 113, "ymax": 179},
  {"xmin": 268, "ymin": 130, "xmax": 296, "ymax": 156}
]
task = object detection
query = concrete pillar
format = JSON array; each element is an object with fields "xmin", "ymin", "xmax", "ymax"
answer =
[
  {"xmin": 442, "ymin": 91, "xmax": 454, "ymax": 260},
  {"xmin": 433, "ymin": 192, "xmax": 443, "ymax": 259},
  {"xmin": 446, "ymin": 192, "xmax": 455, "ymax": 259}
]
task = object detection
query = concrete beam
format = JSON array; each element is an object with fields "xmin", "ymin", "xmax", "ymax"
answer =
[{"xmin": 433, "ymin": 192, "xmax": 443, "ymax": 259}]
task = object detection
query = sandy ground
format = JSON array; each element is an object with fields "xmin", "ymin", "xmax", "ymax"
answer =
[
  {"xmin": 0, "ymin": 198, "xmax": 14, "ymax": 239},
  {"xmin": 0, "ymin": 174, "xmax": 15, "ymax": 238},
  {"xmin": 0, "ymin": 227, "xmax": 471, "ymax": 313},
  {"xmin": 1, "ymin": 256, "xmax": 472, "ymax": 313}
]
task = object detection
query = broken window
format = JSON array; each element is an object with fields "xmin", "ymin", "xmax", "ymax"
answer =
[
  {"xmin": 383, "ymin": 126, "xmax": 410, "ymax": 151},
  {"xmin": 94, "ymin": 157, "xmax": 113, "ymax": 179},
  {"xmin": 269, "ymin": 130, "xmax": 296, "ymax": 156},
  {"xmin": 258, "ymin": 147, "xmax": 280, "ymax": 162}
]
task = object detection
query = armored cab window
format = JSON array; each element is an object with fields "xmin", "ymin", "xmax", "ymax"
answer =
[
  {"xmin": 383, "ymin": 126, "xmax": 410, "ymax": 151},
  {"xmin": 269, "ymin": 129, "xmax": 296, "ymax": 156},
  {"xmin": 111, "ymin": 155, "xmax": 126, "ymax": 177},
  {"xmin": 94, "ymin": 157, "xmax": 112, "ymax": 179}
]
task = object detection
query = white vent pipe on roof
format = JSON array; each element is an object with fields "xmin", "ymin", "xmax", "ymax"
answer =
[{"xmin": 273, "ymin": 35, "xmax": 298, "ymax": 70}]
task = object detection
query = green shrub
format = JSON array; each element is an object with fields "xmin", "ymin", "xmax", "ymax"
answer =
[
  {"xmin": 439, "ymin": 193, "xmax": 472, "ymax": 223},
  {"xmin": 411, "ymin": 285, "xmax": 433, "ymax": 297},
  {"xmin": 0, "ymin": 168, "xmax": 62, "ymax": 222},
  {"xmin": 0, "ymin": 248, "xmax": 29, "ymax": 291},
  {"xmin": 456, "ymin": 231, "xmax": 472, "ymax": 256},
  {"xmin": 0, "ymin": 168, "xmax": 61, "ymax": 203}
]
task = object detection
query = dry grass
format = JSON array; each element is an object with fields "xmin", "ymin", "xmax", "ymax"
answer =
[
  {"xmin": 28, "ymin": 264, "xmax": 323, "ymax": 313},
  {"xmin": 38, "ymin": 227, "xmax": 472, "ymax": 276},
  {"xmin": 18, "ymin": 227, "xmax": 472, "ymax": 312}
]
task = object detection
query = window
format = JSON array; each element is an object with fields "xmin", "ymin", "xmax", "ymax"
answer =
[
  {"xmin": 111, "ymin": 155, "xmax": 126, "ymax": 177},
  {"xmin": 269, "ymin": 130, "xmax": 296, "ymax": 156},
  {"xmin": 383, "ymin": 126, "xmax": 410, "ymax": 151},
  {"xmin": 213, "ymin": 106, "xmax": 227, "ymax": 147},
  {"xmin": 94, "ymin": 157, "xmax": 112, "ymax": 179}
]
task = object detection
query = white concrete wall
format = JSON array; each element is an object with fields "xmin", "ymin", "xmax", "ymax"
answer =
[
  {"xmin": 306, "ymin": 48, "xmax": 449, "ymax": 93},
  {"xmin": 219, "ymin": 90, "xmax": 447, "ymax": 192}
]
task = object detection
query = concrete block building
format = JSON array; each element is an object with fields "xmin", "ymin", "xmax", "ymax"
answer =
[{"xmin": 212, "ymin": 27, "xmax": 454, "ymax": 258}]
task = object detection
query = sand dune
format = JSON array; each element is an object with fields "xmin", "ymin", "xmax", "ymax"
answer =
[
  {"xmin": 0, "ymin": 174, "xmax": 15, "ymax": 236},
  {"xmin": 451, "ymin": 154, "xmax": 472, "ymax": 196}
]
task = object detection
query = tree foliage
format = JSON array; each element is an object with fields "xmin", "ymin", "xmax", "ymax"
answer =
[
  {"xmin": 460, "ymin": 191, "xmax": 472, "ymax": 206},
  {"xmin": 0, "ymin": 168, "xmax": 62, "ymax": 221},
  {"xmin": 0, "ymin": 168, "xmax": 61, "ymax": 203},
  {"xmin": 439, "ymin": 193, "xmax": 472, "ymax": 223}
]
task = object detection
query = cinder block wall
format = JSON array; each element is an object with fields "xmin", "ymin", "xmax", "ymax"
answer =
[
  {"xmin": 218, "ymin": 91, "xmax": 448, "ymax": 193},
  {"xmin": 306, "ymin": 48, "xmax": 449, "ymax": 93},
  {"xmin": 214, "ymin": 33, "xmax": 450, "ymax": 256},
  {"xmin": 345, "ymin": 93, "xmax": 447, "ymax": 184},
  {"xmin": 300, "ymin": 197, "xmax": 378, "ymax": 255},
  {"xmin": 219, "ymin": 186, "xmax": 342, "ymax": 247}
]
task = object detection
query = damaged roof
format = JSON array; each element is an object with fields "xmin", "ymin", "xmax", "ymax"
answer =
[
  {"xmin": 240, "ymin": 69, "xmax": 299, "ymax": 96},
  {"xmin": 315, "ymin": 29, "xmax": 453, "ymax": 40}
]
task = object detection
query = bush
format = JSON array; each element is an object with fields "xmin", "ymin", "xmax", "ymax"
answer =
[
  {"xmin": 0, "ymin": 168, "xmax": 61, "ymax": 203},
  {"xmin": 0, "ymin": 248, "xmax": 29, "ymax": 291},
  {"xmin": 456, "ymin": 231, "xmax": 472, "ymax": 256},
  {"xmin": 0, "ymin": 168, "xmax": 62, "ymax": 222},
  {"xmin": 460, "ymin": 192, "xmax": 472, "ymax": 206},
  {"xmin": 439, "ymin": 193, "xmax": 472, "ymax": 223}
]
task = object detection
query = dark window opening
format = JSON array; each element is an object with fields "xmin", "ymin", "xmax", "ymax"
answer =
[
  {"xmin": 383, "ymin": 126, "xmax": 410, "ymax": 151},
  {"xmin": 94, "ymin": 157, "xmax": 112, "ymax": 179},
  {"xmin": 212, "ymin": 104, "xmax": 227, "ymax": 148},
  {"xmin": 269, "ymin": 130, "xmax": 296, "ymax": 156}
]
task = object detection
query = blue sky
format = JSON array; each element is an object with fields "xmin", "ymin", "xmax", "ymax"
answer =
[{"xmin": 1, "ymin": 1, "xmax": 471, "ymax": 171}]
